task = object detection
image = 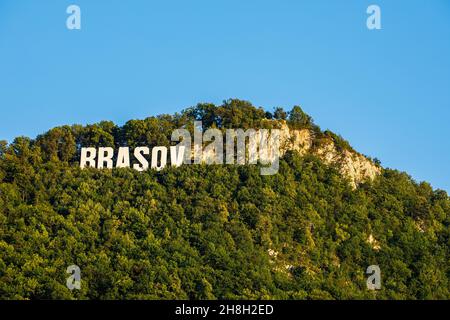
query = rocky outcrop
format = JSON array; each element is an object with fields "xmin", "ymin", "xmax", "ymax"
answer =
[
  {"xmin": 367, "ymin": 234, "xmax": 381, "ymax": 250},
  {"xmin": 276, "ymin": 122, "xmax": 381, "ymax": 188},
  {"xmin": 200, "ymin": 120, "xmax": 381, "ymax": 188}
]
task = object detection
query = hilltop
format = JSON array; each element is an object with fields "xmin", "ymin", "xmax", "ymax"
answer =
[{"xmin": 0, "ymin": 99, "xmax": 448, "ymax": 299}]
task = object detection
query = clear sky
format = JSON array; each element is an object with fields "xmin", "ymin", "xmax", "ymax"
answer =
[{"xmin": 0, "ymin": 0, "xmax": 449, "ymax": 191}]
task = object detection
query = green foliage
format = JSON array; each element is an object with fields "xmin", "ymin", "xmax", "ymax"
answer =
[
  {"xmin": 184, "ymin": 99, "xmax": 267, "ymax": 129},
  {"xmin": 0, "ymin": 101, "xmax": 448, "ymax": 300},
  {"xmin": 273, "ymin": 107, "xmax": 287, "ymax": 121},
  {"xmin": 288, "ymin": 106, "xmax": 313, "ymax": 129}
]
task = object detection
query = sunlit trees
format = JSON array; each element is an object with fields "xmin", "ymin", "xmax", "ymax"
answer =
[{"xmin": 0, "ymin": 101, "xmax": 448, "ymax": 300}]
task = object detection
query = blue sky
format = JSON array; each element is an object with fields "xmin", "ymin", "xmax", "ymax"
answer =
[{"xmin": 0, "ymin": 0, "xmax": 449, "ymax": 191}]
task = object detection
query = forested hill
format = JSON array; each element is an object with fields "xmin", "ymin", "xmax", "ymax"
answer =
[{"xmin": 0, "ymin": 99, "xmax": 449, "ymax": 299}]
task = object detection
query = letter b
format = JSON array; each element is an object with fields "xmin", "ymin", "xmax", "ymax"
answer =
[{"xmin": 80, "ymin": 147, "xmax": 96, "ymax": 168}]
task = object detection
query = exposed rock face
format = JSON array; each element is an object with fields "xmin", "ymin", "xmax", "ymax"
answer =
[
  {"xmin": 201, "ymin": 120, "xmax": 381, "ymax": 188},
  {"xmin": 367, "ymin": 234, "xmax": 381, "ymax": 251},
  {"xmin": 276, "ymin": 122, "xmax": 381, "ymax": 188},
  {"xmin": 277, "ymin": 124, "xmax": 313, "ymax": 156}
]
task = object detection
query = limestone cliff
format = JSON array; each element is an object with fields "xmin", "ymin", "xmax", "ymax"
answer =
[
  {"xmin": 200, "ymin": 120, "xmax": 381, "ymax": 188},
  {"xmin": 275, "ymin": 121, "xmax": 381, "ymax": 188}
]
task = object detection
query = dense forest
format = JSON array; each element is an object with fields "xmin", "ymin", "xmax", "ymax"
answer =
[{"xmin": 0, "ymin": 99, "xmax": 449, "ymax": 299}]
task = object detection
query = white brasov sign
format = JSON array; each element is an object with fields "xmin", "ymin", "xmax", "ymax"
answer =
[{"xmin": 80, "ymin": 122, "xmax": 281, "ymax": 175}]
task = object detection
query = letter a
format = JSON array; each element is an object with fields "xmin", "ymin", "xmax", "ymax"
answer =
[
  {"xmin": 366, "ymin": 5, "xmax": 381, "ymax": 30},
  {"xmin": 66, "ymin": 5, "xmax": 81, "ymax": 30},
  {"xmin": 366, "ymin": 265, "xmax": 381, "ymax": 290}
]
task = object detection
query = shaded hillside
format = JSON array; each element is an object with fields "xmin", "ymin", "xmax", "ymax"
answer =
[{"xmin": 0, "ymin": 100, "xmax": 448, "ymax": 299}]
